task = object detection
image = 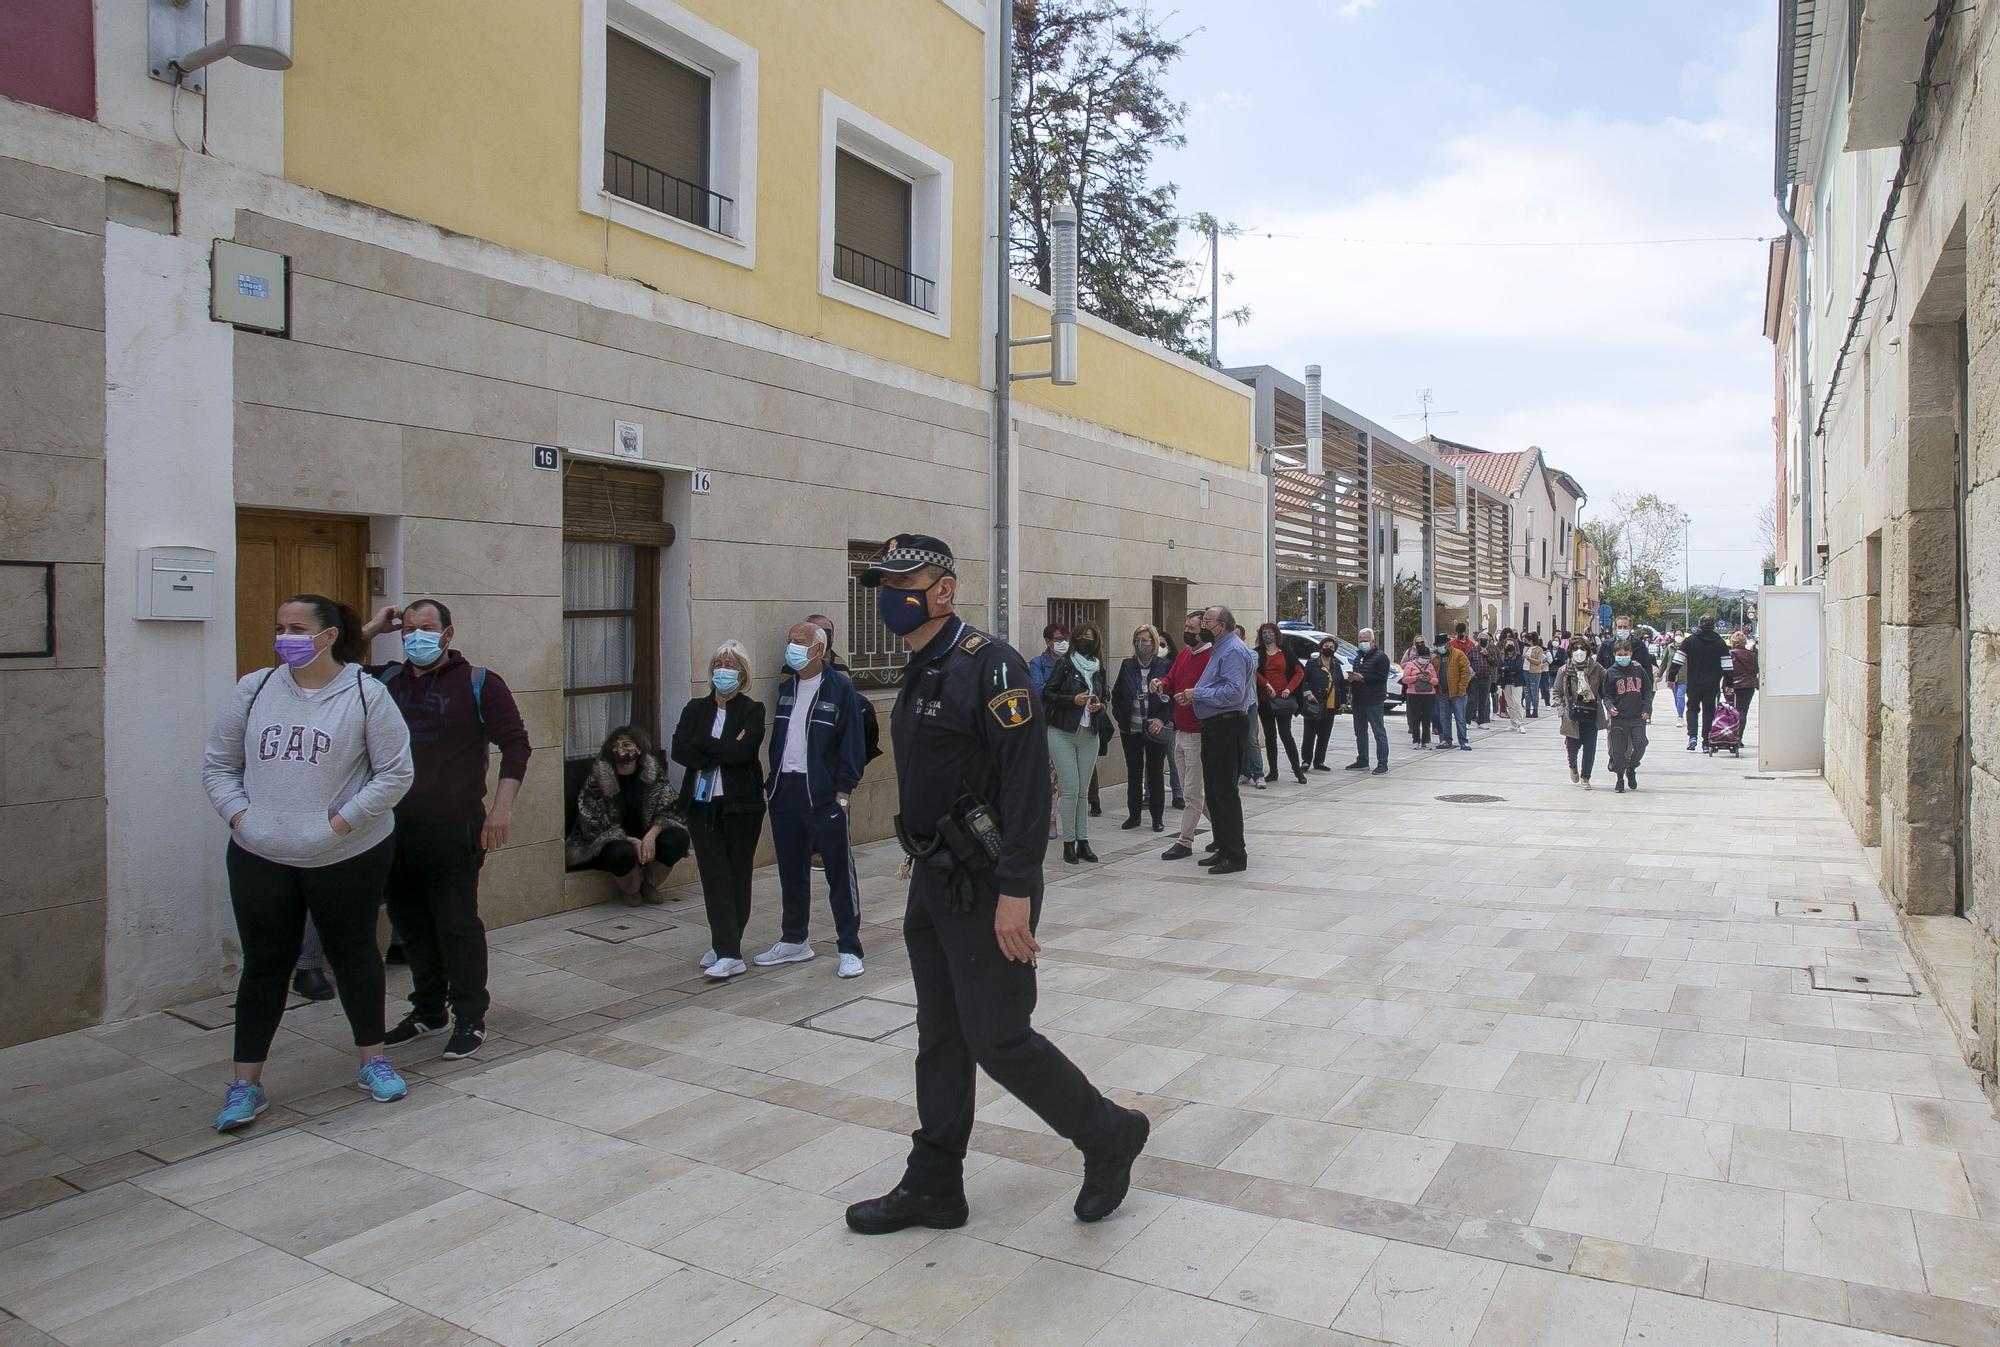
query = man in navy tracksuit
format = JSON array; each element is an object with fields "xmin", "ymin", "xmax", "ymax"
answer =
[{"xmin": 754, "ymin": 619, "xmax": 870, "ymax": 977}]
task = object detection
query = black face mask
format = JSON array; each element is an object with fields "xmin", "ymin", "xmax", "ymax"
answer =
[
  {"xmin": 1183, "ymin": 629, "xmax": 1200, "ymax": 646},
  {"xmin": 613, "ymin": 750, "xmax": 639, "ymax": 765},
  {"xmin": 1073, "ymin": 638, "xmax": 1099, "ymax": 658}
]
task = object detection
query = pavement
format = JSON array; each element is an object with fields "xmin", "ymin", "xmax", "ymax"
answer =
[{"xmin": 5, "ymin": 703, "xmax": 2000, "ymax": 1347}]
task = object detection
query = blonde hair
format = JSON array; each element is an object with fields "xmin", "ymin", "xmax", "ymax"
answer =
[
  {"xmin": 1132, "ymin": 623, "xmax": 1166, "ymax": 651},
  {"xmin": 710, "ymin": 638, "xmax": 752, "ymax": 686}
]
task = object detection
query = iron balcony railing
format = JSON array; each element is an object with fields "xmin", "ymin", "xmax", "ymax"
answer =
[
  {"xmin": 834, "ymin": 242, "xmax": 936, "ymax": 313},
  {"xmin": 604, "ymin": 149, "xmax": 734, "ymax": 237}
]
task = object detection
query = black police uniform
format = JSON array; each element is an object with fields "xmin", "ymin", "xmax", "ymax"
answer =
[{"xmin": 891, "ymin": 612, "xmax": 1121, "ymax": 1197}]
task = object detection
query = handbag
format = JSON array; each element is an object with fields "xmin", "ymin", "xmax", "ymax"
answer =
[
  {"xmin": 1267, "ymin": 696, "xmax": 1299, "ymax": 715},
  {"xmin": 1300, "ymin": 692, "xmax": 1324, "ymax": 722}
]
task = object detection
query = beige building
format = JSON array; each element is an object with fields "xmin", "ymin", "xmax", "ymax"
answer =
[
  {"xmin": 1771, "ymin": 0, "xmax": 1998, "ymax": 1093},
  {"xmin": 0, "ymin": 0, "xmax": 1265, "ymax": 1044}
]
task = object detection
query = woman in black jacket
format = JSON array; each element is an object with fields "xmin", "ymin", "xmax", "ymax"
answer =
[
  {"xmin": 1042, "ymin": 622, "xmax": 1110, "ymax": 863},
  {"xmin": 670, "ymin": 640, "xmax": 766, "ymax": 979},
  {"xmin": 1299, "ymin": 639, "xmax": 1339, "ymax": 770},
  {"xmin": 1112, "ymin": 624, "xmax": 1174, "ymax": 833}
]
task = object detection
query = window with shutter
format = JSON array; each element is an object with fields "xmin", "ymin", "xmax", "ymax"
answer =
[
  {"xmin": 834, "ymin": 150, "xmax": 921, "ymax": 309},
  {"xmin": 604, "ymin": 31, "xmax": 717, "ymax": 232},
  {"xmin": 562, "ymin": 461, "xmax": 676, "ymax": 547},
  {"xmin": 561, "ymin": 462, "xmax": 668, "ymax": 806}
]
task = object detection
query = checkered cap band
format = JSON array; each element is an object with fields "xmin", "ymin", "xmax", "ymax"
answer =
[{"xmin": 875, "ymin": 546, "xmax": 954, "ymax": 574}]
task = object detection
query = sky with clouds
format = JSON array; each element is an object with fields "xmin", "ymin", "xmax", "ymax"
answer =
[{"xmin": 1155, "ymin": 0, "xmax": 1780, "ymax": 588}]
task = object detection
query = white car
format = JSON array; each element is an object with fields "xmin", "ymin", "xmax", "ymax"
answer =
[{"xmin": 1275, "ymin": 623, "xmax": 1404, "ymax": 711}]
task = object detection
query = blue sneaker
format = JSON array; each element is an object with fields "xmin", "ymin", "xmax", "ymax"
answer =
[
  {"xmin": 357, "ymin": 1055, "xmax": 408, "ymax": 1103},
  {"xmin": 214, "ymin": 1079, "xmax": 268, "ymax": 1131}
]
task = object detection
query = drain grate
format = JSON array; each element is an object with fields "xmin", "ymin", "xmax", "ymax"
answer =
[
  {"xmin": 1775, "ymin": 900, "xmax": 1858, "ymax": 921},
  {"xmin": 1436, "ymin": 793, "xmax": 1505, "ymax": 804},
  {"xmin": 1744, "ymin": 774, "xmax": 1777, "ymax": 780}
]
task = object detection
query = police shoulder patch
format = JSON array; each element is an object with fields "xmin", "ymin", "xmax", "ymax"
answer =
[
  {"xmin": 958, "ymin": 632, "xmax": 988, "ymax": 654},
  {"xmin": 987, "ymin": 688, "xmax": 1032, "ymax": 729}
]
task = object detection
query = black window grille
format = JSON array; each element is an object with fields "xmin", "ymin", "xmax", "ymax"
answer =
[
  {"xmin": 834, "ymin": 243, "xmax": 936, "ymax": 314},
  {"xmin": 846, "ymin": 542, "xmax": 908, "ymax": 688}
]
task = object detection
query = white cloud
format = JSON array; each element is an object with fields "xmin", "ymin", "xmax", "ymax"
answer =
[
  {"xmin": 1336, "ymin": 0, "xmax": 1380, "ymax": 17},
  {"xmin": 1209, "ymin": 13, "xmax": 1780, "ymax": 585}
]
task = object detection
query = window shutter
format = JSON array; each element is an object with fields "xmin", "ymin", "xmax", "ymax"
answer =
[
  {"xmin": 604, "ymin": 32, "xmax": 709, "ymax": 214},
  {"xmin": 835, "ymin": 149, "xmax": 911, "ymax": 274},
  {"xmin": 562, "ymin": 462, "xmax": 676, "ymax": 547}
]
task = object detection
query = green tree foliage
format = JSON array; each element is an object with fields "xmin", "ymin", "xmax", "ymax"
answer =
[{"xmin": 1011, "ymin": 0, "xmax": 1219, "ymax": 358}]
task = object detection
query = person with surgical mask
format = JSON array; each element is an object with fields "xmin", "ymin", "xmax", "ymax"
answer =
[
  {"xmin": 359, "ymin": 599, "xmax": 535, "ymax": 1061},
  {"xmin": 565, "ymin": 725, "xmax": 688, "ymax": 904},
  {"xmin": 1042, "ymin": 623, "xmax": 1110, "ymax": 863},
  {"xmin": 753, "ymin": 620, "xmax": 870, "ymax": 979},
  {"xmin": 1113, "ymin": 624, "xmax": 1175, "ymax": 833},
  {"xmin": 670, "ymin": 640, "xmax": 767, "ymax": 979},
  {"xmin": 1555, "ymin": 643, "xmax": 1605, "ymax": 789}
]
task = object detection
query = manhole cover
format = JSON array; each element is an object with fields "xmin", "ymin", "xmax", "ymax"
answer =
[
  {"xmin": 1436, "ymin": 793, "xmax": 1505, "ymax": 804},
  {"xmin": 571, "ymin": 915, "xmax": 674, "ymax": 943},
  {"xmin": 797, "ymin": 997, "xmax": 919, "ymax": 1041},
  {"xmin": 1775, "ymin": 901, "xmax": 1858, "ymax": 921},
  {"xmin": 1809, "ymin": 966, "xmax": 1918, "ymax": 996}
]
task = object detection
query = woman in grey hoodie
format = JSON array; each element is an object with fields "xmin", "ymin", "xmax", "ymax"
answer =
[{"xmin": 203, "ymin": 594, "xmax": 414, "ymax": 1130}]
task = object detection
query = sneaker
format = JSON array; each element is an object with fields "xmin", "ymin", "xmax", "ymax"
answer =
[
  {"xmin": 838, "ymin": 953, "xmax": 865, "ymax": 979},
  {"xmin": 442, "ymin": 1020, "xmax": 486, "ymax": 1060},
  {"xmin": 383, "ymin": 1010, "xmax": 447, "ymax": 1047},
  {"xmin": 356, "ymin": 1056, "xmax": 407, "ymax": 1103},
  {"xmin": 213, "ymin": 1079, "xmax": 268, "ymax": 1131},
  {"xmin": 1570, "ymin": 769, "xmax": 1580, "ymax": 784},
  {"xmin": 705, "ymin": 957, "xmax": 747, "ymax": 980},
  {"xmin": 1371, "ymin": 765, "xmax": 1388, "ymax": 775},
  {"xmin": 1687, "ymin": 740, "xmax": 1697, "ymax": 751},
  {"xmin": 1459, "ymin": 744, "xmax": 1472, "ymax": 751},
  {"xmin": 753, "ymin": 941, "xmax": 816, "ymax": 967},
  {"xmin": 1582, "ymin": 780, "xmax": 1593, "ymax": 790},
  {"xmin": 699, "ymin": 948, "xmax": 718, "ymax": 969}
]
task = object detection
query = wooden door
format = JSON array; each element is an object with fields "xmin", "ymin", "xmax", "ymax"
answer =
[{"xmin": 234, "ymin": 509, "xmax": 368, "ymax": 677}]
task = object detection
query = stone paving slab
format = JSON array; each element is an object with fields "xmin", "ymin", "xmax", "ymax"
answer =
[{"xmin": 5, "ymin": 708, "xmax": 2000, "ymax": 1345}]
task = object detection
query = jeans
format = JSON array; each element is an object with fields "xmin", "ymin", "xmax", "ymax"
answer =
[
  {"xmin": 690, "ymin": 802, "xmax": 762, "ymax": 961},
  {"xmin": 385, "ymin": 817, "xmax": 492, "ymax": 1023},
  {"xmin": 1468, "ymin": 678, "xmax": 1490, "ymax": 724},
  {"xmin": 770, "ymin": 774, "xmax": 862, "ymax": 957},
  {"xmin": 1352, "ymin": 702, "xmax": 1389, "ymax": 766},
  {"xmin": 1120, "ymin": 731, "xmax": 1168, "ymax": 826},
  {"xmin": 1258, "ymin": 706, "xmax": 1301, "ymax": 778},
  {"xmin": 1048, "ymin": 726, "xmax": 1098, "ymax": 842},
  {"xmin": 1444, "ymin": 695, "xmax": 1470, "ymax": 746},
  {"xmin": 227, "ymin": 836, "xmax": 394, "ymax": 1063},
  {"xmin": 1672, "ymin": 682, "xmax": 1687, "ymax": 719},
  {"xmin": 1200, "ymin": 713, "xmax": 1249, "ymax": 862},
  {"xmin": 1171, "ymin": 731, "xmax": 1206, "ymax": 845},
  {"xmin": 1522, "ymin": 677, "xmax": 1540, "ymax": 715},
  {"xmin": 1566, "ymin": 721, "xmax": 1599, "ymax": 780}
]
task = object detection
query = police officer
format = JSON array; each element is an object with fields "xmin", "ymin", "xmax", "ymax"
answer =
[{"xmin": 845, "ymin": 534, "xmax": 1149, "ymax": 1235}]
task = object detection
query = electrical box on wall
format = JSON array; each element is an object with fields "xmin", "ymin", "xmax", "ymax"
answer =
[
  {"xmin": 211, "ymin": 240, "xmax": 289, "ymax": 334},
  {"xmin": 138, "ymin": 548, "xmax": 216, "ymax": 621}
]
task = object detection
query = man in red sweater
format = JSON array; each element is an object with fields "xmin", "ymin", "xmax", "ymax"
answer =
[
  {"xmin": 362, "ymin": 600, "xmax": 533, "ymax": 1061},
  {"xmin": 1151, "ymin": 611, "xmax": 1214, "ymax": 860}
]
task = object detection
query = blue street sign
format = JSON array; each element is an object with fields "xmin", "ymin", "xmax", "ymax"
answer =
[{"xmin": 1597, "ymin": 602, "xmax": 1613, "ymax": 629}]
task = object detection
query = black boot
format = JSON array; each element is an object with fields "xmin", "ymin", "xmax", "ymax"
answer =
[
  {"xmin": 1121, "ymin": 815, "xmax": 1142, "ymax": 830},
  {"xmin": 1076, "ymin": 842, "xmax": 1099, "ymax": 863},
  {"xmin": 1076, "ymin": 1106, "xmax": 1150, "ymax": 1222},
  {"xmin": 1063, "ymin": 842, "xmax": 1078, "ymax": 865},
  {"xmin": 291, "ymin": 967, "xmax": 334, "ymax": 1002},
  {"xmin": 846, "ymin": 1186, "xmax": 970, "ymax": 1235}
]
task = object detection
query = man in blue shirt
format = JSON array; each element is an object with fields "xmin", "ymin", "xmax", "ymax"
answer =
[{"xmin": 1181, "ymin": 605, "xmax": 1256, "ymax": 874}]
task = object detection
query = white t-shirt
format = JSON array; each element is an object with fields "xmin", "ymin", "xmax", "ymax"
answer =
[
  {"xmin": 706, "ymin": 703, "xmax": 728, "ymax": 799},
  {"xmin": 780, "ymin": 674, "xmax": 822, "ymax": 775}
]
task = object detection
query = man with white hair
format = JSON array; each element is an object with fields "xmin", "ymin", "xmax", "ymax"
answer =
[{"xmin": 1345, "ymin": 627, "xmax": 1393, "ymax": 775}]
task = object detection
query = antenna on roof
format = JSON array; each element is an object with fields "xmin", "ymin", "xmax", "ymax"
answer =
[{"xmin": 1393, "ymin": 388, "xmax": 1459, "ymax": 437}]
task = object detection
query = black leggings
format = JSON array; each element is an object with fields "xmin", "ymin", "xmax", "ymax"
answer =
[
  {"xmin": 591, "ymin": 830, "xmax": 692, "ymax": 876},
  {"xmin": 228, "ymin": 836, "xmax": 394, "ymax": 1063},
  {"xmin": 1301, "ymin": 713, "xmax": 1333, "ymax": 767},
  {"xmin": 1259, "ymin": 706, "xmax": 1301, "ymax": 777},
  {"xmin": 1405, "ymin": 696, "xmax": 1435, "ymax": 744},
  {"xmin": 690, "ymin": 803, "xmax": 762, "ymax": 960},
  {"xmin": 1120, "ymin": 732, "xmax": 1167, "ymax": 826}
]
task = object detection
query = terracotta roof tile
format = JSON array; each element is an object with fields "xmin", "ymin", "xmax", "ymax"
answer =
[{"xmin": 1437, "ymin": 448, "xmax": 1536, "ymax": 497}]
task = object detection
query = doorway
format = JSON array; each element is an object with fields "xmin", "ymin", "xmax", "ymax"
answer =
[
  {"xmin": 234, "ymin": 509, "xmax": 369, "ymax": 678},
  {"xmin": 1151, "ymin": 577, "xmax": 1188, "ymax": 640}
]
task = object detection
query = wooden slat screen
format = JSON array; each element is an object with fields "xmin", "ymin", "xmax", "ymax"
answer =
[
  {"xmin": 606, "ymin": 32, "xmax": 710, "ymax": 190},
  {"xmin": 563, "ymin": 461, "xmax": 676, "ymax": 547},
  {"xmin": 835, "ymin": 150, "xmax": 911, "ymax": 273}
]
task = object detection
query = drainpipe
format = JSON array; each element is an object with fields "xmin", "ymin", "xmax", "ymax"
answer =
[{"xmin": 991, "ymin": 3, "xmax": 1013, "ymax": 638}]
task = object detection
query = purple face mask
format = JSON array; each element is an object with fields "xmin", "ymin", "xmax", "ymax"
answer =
[{"xmin": 275, "ymin": 634, "xmax": 322, "ymax": 668}]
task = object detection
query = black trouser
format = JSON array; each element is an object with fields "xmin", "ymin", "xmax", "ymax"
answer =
[
  {"xmin": 1120, "ymin": 732, "xmax": 1167, "ymax": 826},
  {"xmin": 901, "ymin": 871, "xmax": 1117, "ymax": 1197},
  {"xmin": 1258, "ymin": 706, "xmax": 1301, "ymax": 778},
  {"xmin": 1468, "ymin": 677, "xmax": 1490, "ymax": 723},
  {"xmin": 384, "ymin": 817, "xmax": 489, "ymax": 1024},
  {"xmin": 1566, "ymin": 721, "xmax": 1599, "ymax": 780},
  {"xmin": 1608, "ymin": 718, "xmax": 1648, "ymax": 777},
  {"xmin": 1687, "ymin": 684, "xmax": 1720, "ymax": 745},
  {"xmin": 1733, "ymin": 687, "xmax": 1756, "ymax": 722},
  {"xmin": 1352, "ymin": 702, "xmax": 1389, "ymax": 765},
  {"xmin": 1199, "ymin": 712, "xmax": 1249, "ymax": 862},
  {"xmin": 1405, "ymin": 696, "xmax": 1434, "ymax": 744},
  {"xmin": 227, "ymin": 837, "xmax": 394, "ymax": 1063},
  {"xmin": 689, "ymin": 802, "xmax": 762, "ymax": 960},
  {"xmin": 590, "ymin": 831, "xmax": 692, "ymax": 877},
  {"xmin": 1301, "ymin": 712, "xmax": 1333, "ymax": 767}
]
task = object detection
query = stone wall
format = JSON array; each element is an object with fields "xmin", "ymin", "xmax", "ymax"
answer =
[{"xmin": 0, "ymin": 157, "xmax": 107, "ymax": 1044}]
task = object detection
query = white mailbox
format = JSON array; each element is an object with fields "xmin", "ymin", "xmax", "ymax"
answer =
[{"xmin": 139, "ymin": 548, "xmax": 216, "ymax": 621}]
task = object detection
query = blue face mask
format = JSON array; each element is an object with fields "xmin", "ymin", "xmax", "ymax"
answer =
[
  {"xmin": 785, "ymin": 642, "xmax": 817, "ymax": 672},
  {"xmin": 712, "ymin": 667, "xmax": 741, "ymax": 694},
  {"xmin": 1358, "ymin": 641, "xmax": 1373, "ymax": 652},
  {"xmin": 1615, "ymin": 654, "xmax": 1633, "ymax": 667},
  {"xmin": 878, "ymin": 582, "xmax": 935, "ymax": 637},
  {"xmin": 402, "ymin": 629, "xmax": 444, "ymax": 666}
]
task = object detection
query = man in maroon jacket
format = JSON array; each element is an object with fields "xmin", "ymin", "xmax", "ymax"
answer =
[{"xmin": 361, "ymin": 599, "xmax": 532, "ymax": 1060}]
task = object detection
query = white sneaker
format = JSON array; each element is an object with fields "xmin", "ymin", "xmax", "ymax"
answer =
[
  {"xmin": 837, "ymin": 953, "xmax": 865, "ymax": 979},
  {"xmin": 704, "ymin": 957, "xmax": 747, "ymax": 980},
  {"xmin": 753, "ymin": 941, "xmax": 815, "ymax": 967},
  {"xmin": 699, "ymin": 948, "xmax": 718, "ymax": 969}
]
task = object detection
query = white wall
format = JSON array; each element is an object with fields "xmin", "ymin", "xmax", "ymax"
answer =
[{"xmin": 101, "ymin": 219, "xmax": 242, "ymax": 1016}]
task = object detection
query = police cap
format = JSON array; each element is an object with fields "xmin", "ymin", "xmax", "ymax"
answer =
[{"xmin": 858, "ymin": 534, "xmax": 956, "ymax": 587}]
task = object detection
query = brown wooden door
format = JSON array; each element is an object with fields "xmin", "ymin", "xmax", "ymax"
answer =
[{"xmin": 234, "ymin": 509, "xmax": 368, "ymax": 677}]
